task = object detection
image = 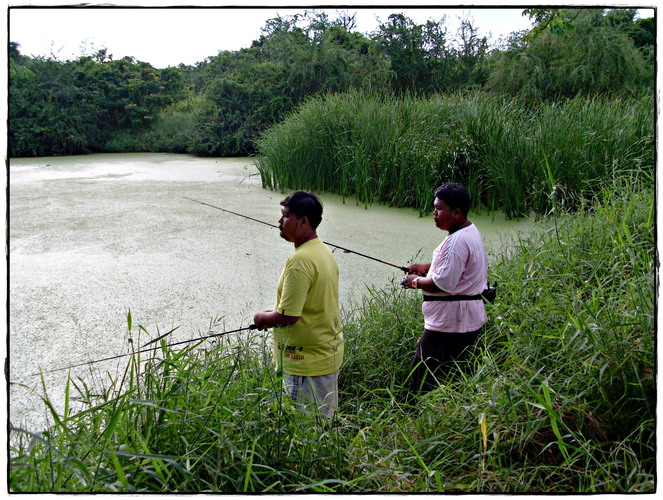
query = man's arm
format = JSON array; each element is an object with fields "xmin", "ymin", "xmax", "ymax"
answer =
[
  {"xmin": 253, "ymin": 310, "xmax": 300, "ymax": 331},
  {"xmin": 404, "ymin": 263, "xmax": 447, "ymax": 293},
  {"xmin": 403, "ymin": 274, "xmax": 447, "ymax": 294}
]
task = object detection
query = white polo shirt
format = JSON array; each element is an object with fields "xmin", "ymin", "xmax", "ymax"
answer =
[{"xmin": 422, "ymin": 224, "xmax": 488, "ymax": 333}]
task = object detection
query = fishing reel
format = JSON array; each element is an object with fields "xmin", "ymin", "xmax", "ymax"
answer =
[{"xmin": 400, "ymin": 268, "xmax": 426, "ymax": 288}]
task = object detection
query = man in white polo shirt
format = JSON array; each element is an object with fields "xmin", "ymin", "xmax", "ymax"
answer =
[{"xmin": 402, "ymin": 182, "xmax": 488, "ymax": 393}]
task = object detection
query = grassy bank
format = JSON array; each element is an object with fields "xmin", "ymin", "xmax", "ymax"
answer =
[
  {"xmin": 9, "ymin": 175, "xmax": 655, "ymax": 492},
  {"xmin": 255, "ymin": 91, "xmax": 654, "ymax": 218}
]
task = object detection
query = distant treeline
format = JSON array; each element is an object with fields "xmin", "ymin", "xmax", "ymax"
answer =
[{"xmin": 9, "ymin": 8, "xmax": 654, "ymax": 159}]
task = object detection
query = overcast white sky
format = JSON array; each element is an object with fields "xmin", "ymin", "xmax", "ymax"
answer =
[
  {"xmin": 7, "ymin": 4, "xmax": 534, "ymax": 68},
  {"xmin": 7, "ymin": 2, "xmax": 654, "ymax": 69}
]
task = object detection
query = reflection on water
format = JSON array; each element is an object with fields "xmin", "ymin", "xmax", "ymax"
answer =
[{"xmin": 8, "ymin": 153, "xmax": 534, "ymax": 431}]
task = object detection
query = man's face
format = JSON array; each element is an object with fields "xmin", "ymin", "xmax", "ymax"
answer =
[
  {"xmin": 433, "ymin": 197, "xmax": 457, "ymax": 231},
  {"xmin": 278, "ymin": 206, "xmax": 303, "ymax": 242}
]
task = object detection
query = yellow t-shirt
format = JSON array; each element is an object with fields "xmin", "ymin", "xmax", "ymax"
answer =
[{"xmin": 273, "ymin": 237, "xmax": 343, "ymax": 376}]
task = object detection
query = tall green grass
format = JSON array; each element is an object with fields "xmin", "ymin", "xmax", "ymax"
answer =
[
  {"xmin": 9, "ymin": 174, "xmax": 655, "ymax": 492},
  {"xmin": 255, "ymin": 91, "xmax": 654, "ymax": 217}
]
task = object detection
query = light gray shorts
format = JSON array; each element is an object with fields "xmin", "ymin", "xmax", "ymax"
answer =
[{"xmin": 283, "ymin": 370, "xmax": 339, "ymax": 417}]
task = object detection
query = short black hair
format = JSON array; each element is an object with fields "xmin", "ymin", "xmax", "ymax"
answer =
[
  {"xmin": 435, "ymin": 182, "xmax": 470, "ymax": 217},
  {"xmin": 280, "ymin": 190, "xmax": 323, "ymax": 229}
]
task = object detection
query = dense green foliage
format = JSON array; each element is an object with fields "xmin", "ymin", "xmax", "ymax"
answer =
[
  {"xmin": 9, "ymin": 47, "xmax": 186, "ymax": 157},
  {"xmin": 9, "ymin": 8, "xmax": 654, "ymax": 158},
  {"xmin": 256, "ymin": 91, "xmax": 654, "ymax": 217},
  {"xmin": 486, "ymin": 9, "xmax": 653, "ymax": 99},
  {"xmin": 9, "ymin": 174, "xmax": 655, "ymax": 492}
]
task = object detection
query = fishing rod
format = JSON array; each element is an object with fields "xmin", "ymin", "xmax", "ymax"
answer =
[
  {"xmin": 182, "ymin": 196, "xmax": 424, "ymax": 276},
  {"xmin": 21, "ymin": 324, "xmax": 257, "ymax": 379}
]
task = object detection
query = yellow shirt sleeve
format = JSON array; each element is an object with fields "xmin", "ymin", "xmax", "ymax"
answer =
[{"xmin": 276, "ymin": 264, "xmax": 311, "ymax": 317}]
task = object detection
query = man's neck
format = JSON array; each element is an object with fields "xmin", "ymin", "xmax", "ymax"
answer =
[
  {"xmin": 449, "ymin": 219, "xmax": 471, "ymax": 234},
  {"xmin": 294, "ymin": 231, "xmax": 317, "ymax": 248}
]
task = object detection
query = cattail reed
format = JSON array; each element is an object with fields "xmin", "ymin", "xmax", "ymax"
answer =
[{"xmin": 256, "ymin": 91, "xmax": 654, "ymax": 217}]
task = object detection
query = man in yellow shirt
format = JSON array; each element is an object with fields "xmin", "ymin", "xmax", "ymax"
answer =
[{"xmin": 253, "ymin": 191, "xmax": 343, "ymax": 416}]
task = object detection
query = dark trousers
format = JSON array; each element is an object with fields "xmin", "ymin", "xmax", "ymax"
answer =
[{"xmin": 410, "ymin": 328, "xmax": 481, "ymax": 394}]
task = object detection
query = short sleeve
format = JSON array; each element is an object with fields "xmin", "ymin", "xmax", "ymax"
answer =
[
  {"xmin": 430, "ymin": 235, "xmax": 466, "ymax": 293},
  {"xmin": 276, "ymin": 265, "xmax": 311, "ymax": 317}
]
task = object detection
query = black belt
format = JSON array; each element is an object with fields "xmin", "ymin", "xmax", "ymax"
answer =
[
  {"xmin": 423, "ymin": 294, "xmax": 482, "ymax": 301},
  {"xmin": 423, "ymin": 285, "xmax": 497, "ymax": 304}
]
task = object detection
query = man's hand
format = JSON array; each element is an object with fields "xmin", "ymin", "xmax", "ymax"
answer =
[
  {"xmin": 402, "ymin": 271, "xmax": 445, "ymax": 293},
  {"xmin": 407, "ymin": 263, "xmax": 431, "ymax": 276},
  {"xmin": 253, "ymin": 310, "xmax": 300, "ymax": 331},
  {"xmin": 253, "ymin": 310, "xmax": 273, "ymax": 331}
]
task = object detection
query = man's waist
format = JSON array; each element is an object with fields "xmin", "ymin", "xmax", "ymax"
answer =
[
  {"xmin": 423, "ymin": 294, "xmax": 483, "ymax": 301},
  {"xmin": 423, "ymin": 284, "xmax": 496, "ymax": 304}
]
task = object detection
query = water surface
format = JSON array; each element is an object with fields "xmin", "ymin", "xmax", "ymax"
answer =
[{"xmin": 9, "ymin": 153, "xmax": 533, "ymax": 431}]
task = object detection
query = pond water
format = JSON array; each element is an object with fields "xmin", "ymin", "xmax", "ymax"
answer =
[{"xmin": 8, "ymin": 153, "xmax": 534, "ymax": 432}]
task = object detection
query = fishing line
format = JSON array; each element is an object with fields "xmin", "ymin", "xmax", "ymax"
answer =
[
  {"xmin": 182, "ymin": 197, "xmax": 276, "ymax": 230},
  {"xmin": 18, "ymin": 324, "xmax": 257, "ymax": 379},
  {"xmin": 182, "ymin": 196, "xmax": 424, "ymax": 275}
]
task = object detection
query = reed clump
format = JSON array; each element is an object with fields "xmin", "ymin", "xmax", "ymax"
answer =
[
  {"xmin": 9, "ymin": 174, "xmax": 654, "ymax": 492},
  {"xmin": 255, "ymin": 90, "xmax": 654, "ymax": 217}
]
